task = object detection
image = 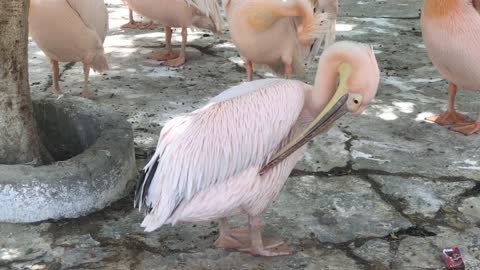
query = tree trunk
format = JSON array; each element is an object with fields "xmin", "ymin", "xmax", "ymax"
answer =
[{"xmin": 0, "ymin": 0, "xmax": 44, "ymax": 165}]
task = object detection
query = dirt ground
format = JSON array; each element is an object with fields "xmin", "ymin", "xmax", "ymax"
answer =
[{"xmin": 1, "ymin": 0, "xmax": 479, "ymax": 269}]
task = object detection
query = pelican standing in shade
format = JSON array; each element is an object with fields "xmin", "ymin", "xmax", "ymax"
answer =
[
  {"xmin": 29, "ymin": 0, "xmax": 109, "ymax": 98},
  {"xmin": 223, "ymin": 0, "xmax": 338, "ymax": 81},
  {"xmin": 123, "ymin": 0, "xmax": 222, "ymax": 66},
  {"xmin": 135, "ymin": 41, "xmax": 380, "ymax": 256},
  {"xmin": 422, "ymin": 0, "xmax": 480, "ymax": 135}
]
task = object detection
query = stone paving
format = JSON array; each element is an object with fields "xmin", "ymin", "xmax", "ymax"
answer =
[{"xmin": 2, "ymin": 0, "xmax": 480, "ymax": 269}]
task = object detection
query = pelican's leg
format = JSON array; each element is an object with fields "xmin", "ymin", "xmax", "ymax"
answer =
[
  {"xmin": 425, "ymin": 83, "xmax": 467, "ymax": 125},
  {"xmin": 163, "ymin": 27, "xmax": 187, "ymax": 67},
  {"xmin": 239, "ymin": 215, "xmax": 290, "ymax": 257},
  {"xmin": 245, "ymin": 60, "xmax": 253, "ymax": 81},
  {"xmin": 214, "ymin": 218, "xmax": 244, "ymax": 249},
  {"xmin": 121, "ymin": 9, "xmax": 139, "ymax": 29},
  {"xmin": 450, "ymin": 113, "xmax": 480, "ymax": 135},
  {"xmin": 138, "ymin": 20, "xmax": 156, "ymax": 30},
  {"xmin": 49, "ymin": 59, "xmax": 62, "ymax": 95},
  {"xmin": 81, "ymin": 63, "xmax": 91, "ymax": 99},
  {"xmin": 284, "ymin": 63, "xmax": 292, "ymax": 79},
  {"xmin": 325, "ymin": 20, "xmax": 336, "ymax": 47},
  {"xmin": 148, "ymin": 26, "xmax": 180, "ymax": 61}
]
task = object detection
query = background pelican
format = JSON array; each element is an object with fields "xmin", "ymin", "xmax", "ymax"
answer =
[
  {"xmin": 223, "ymin": 0, "xmax": 338, "ymax": 80},
  {"xmin": 123, "ymin": 0, "xmax": 222, "ymax": 66},
  {"xmin": 29, "ymin": 0, "xmax": 109, "ymax": 98},
  {"xmin": 422, "ymin": 0, "xmax": 480, "ymax": 135}
]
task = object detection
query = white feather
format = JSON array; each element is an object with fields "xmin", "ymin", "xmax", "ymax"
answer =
[{"xmin": 141, "ymin": 79, "xmax": 308, "ymax": 230}]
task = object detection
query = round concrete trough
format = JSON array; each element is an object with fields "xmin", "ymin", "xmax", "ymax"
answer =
[{"xmin": 0, "ymin": 97, "xmax": 137, "ymax": 223}]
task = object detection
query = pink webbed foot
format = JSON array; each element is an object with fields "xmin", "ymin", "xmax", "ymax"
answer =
[
  {"xmin": 216, "ymin": 216, "xmax": 291, "ymax": 257},
  {"xmin": 138, "ymin": 21, "xmax": 155, "ymax": 30},
  {"xmin": 425, "ymin": 111, "xmax": 467, "ymax": 126},
  {"xmin": 239, "ymin": 238, "xmax": 290, "ymax": 257},
  {"xmin": 450, "ymin": 121, "xmax": 480, "ymax": 135},
  {"xmin": 161, "ymin": 55, "xmax": 186, "ymax": 67},
  {"xmin": 148, "ymin": 50, "xmax": 180, "ymax": 61},
  {"xmin": 215, "ymin": 227, "xmax": 249, "ymax": 249},
  {"xmin": 215, "ymin": 227, "xmax": 290, "ymax": 256},
  {"xmin": 121, "ymin": 21, "xmax": 140, "ymax": 29}
]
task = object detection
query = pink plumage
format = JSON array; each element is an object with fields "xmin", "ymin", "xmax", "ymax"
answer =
[
  {"xmin": 139, "ymin": 79, "xmax": 310, "ymax": 229},
  {"xmin": 136, "ymin": 41, "xmax": 380, "ymax": 256},
  {"xmin": 223, "ymin": 0, "xmax": 338, "ymax": 80}
]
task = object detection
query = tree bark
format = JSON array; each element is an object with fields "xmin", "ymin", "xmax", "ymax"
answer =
[{"xmin": 0, "ymin": 0, "xmax": 44, "ymax": 165}]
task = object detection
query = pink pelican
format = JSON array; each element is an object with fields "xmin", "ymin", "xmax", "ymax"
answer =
[
  {"xmin": 223, "ymin": 0, "xmax": 338, "ymax": 80},
  {"xmin": 422, "ymin": 0, "xmax": 480, "ymax": 135},
  {"xmin": 123, "ymin": 0, "xmax": 222, "ymax": 66},
  {"xmin": 135, "ymin": 41, "xmax": 380, "ymax": 256},
  {"xmin": 29, "ymin": 0, "xmax": 109, "ymax": 98}
]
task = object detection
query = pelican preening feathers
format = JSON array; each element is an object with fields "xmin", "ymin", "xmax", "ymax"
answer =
[
  {"xmin": 135, "ymin": 41, "xmax": 380, "ymax": 256},
  {"xmin": 224, "ymin": 0, "xmax": 338, "ymax": 80}
]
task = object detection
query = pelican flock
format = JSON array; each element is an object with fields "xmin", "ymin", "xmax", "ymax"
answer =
[{"xmin": 25, "ymin": 0, "xmax": 478, "ymax": 260}]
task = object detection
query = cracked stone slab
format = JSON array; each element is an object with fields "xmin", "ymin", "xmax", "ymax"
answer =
[
  {"xmin": 269, "ymin": 175, "xmax": 411, "ymax": 243},
  {"xmin": 302, "ymin": 249, "xmax": 362, "ymax": 270},
  {"xmin": 296, "ymin": 127, "xmax": 351, "ymax": 172},
  {"xmin": 339, "ymin": 0, "xmax": 422, "ymax": 18},
  {"xmin": 370, "ymin": 175, "xmax": 476, "ymax": 218},
  {"xmin": 136, "ymin": 248, "xmax": 362, "ymax": 270},
  {"xmin": 54, "ymin": 234, "xmax": 100, "ymax": 249},
  {"xmin": 96, "ymin": 210, "xmax": 365, "ymax": 270},
  {"xmin": 393, "ymin": 227, "xmax": 480, "ymax": 269},
  {"xmin": 353, "ymin": 239, "xmax": 392, "ymax": 269},
  {"xmin": 347, "ymin": 115, "xmax": 480, "ymax": 181},
  {"xmin": 0, "ymin": 223, "xmax": 52, "ymax": 264}
]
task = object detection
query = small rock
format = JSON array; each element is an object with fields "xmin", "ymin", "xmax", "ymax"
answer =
[{"xmin": 458, "ymin": 197, "xmax": 480, "ymax": 224}]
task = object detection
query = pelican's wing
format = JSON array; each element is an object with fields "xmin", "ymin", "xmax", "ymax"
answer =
[
  {"xmin": 136, "ymin": 79, "xmax": 307, "ymax": 230},
  {"xmin": 185, "ymin": 0, "xmax": 222, "ymax": 31},
  {"xmin": 66, "ymin": 0, "xmax": 109, "ymax": 42}
]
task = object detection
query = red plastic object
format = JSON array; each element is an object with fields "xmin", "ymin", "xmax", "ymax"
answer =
[{"xmin": 442, "ymin": 247, "xmax": 465, "ymax": 270}]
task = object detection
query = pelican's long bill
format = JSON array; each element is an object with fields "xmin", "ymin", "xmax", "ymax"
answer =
[{"xmin": 260, "ymin": 63, "xmax": 353, "ymax": 175}]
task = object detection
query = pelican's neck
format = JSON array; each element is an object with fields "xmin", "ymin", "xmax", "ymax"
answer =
[
  {"xmin": 307, "ymin": 52, "xmax": 342, "ymax": 116},
  {"xmin": 423, "ymin": 0, "xmax": 461, "ymax": 18}
]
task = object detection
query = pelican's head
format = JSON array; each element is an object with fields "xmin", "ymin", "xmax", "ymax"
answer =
[
  {"xmin": 337, "ymin": 42, "xmax": 380, "ymax": 115},
  {"xmin": 259, "ymin": 41, "xmax": 380, "ymax": 174},
  {"xmin": 312, "ymin": 41, "xmax": 380, "ymax": 117},
  {"xmin": 295, "ymin": 41, "xmax": 380, "ymax": 148}
]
